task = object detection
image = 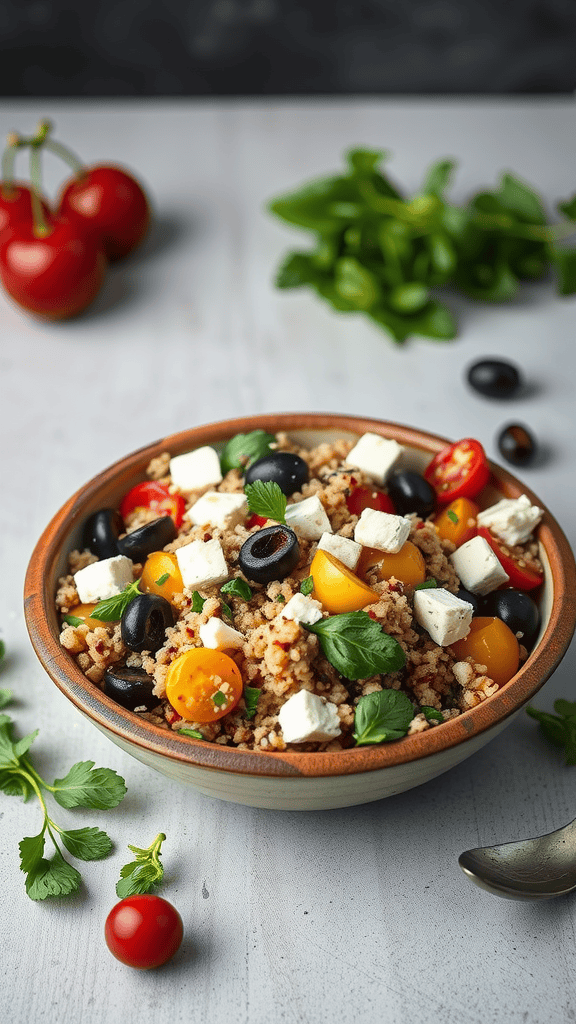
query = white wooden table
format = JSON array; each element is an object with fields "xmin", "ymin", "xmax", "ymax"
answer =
[{"xmin": 2, "ymin": 98, "xmax": 576, "ymax": 1024}]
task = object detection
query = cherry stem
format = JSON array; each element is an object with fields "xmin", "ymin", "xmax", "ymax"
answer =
[
  {"xmin": 28, "ymin": 135, "xmax": 50, "ymax": 237},
  {"xmin": 43, "ymin": 137, "xmax": 84, "ymax": 177}
]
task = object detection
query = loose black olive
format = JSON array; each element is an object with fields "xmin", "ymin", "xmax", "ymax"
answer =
[
  {"xmin": 238, "ymin": 525, "xmax": 300, "ymax": 584},
  {"xmin": 456, "ymin": 588, "xmax": 481, "ymax": 615},
  {"xmin": 497, "ymin": 423, "xmax": 537, "ymax": 467},
  {"xmin": 481, "ymin": 589, "xmax": 540, "ymax": 648},
  {"xmin": 466, "ymin": 359, "xmax": 522, "ymax": 399},
  {"xmin": 117, "ymin": 515, "xmax": 177, "ymax": 562},
  {"xmin": 386, "ymin": 471, "xmax": 436, "ymax": 518},
  {"xmin": 103, "ymin": 666, "xmax": 158, "ymax": 711},
  {"xmin": 245, "ymin": 452, "xmax": 309, "ymax": 496},
  {"xmin": 121, "ymin": 593, "xmax": 174, "ymax": 653},
  {"xmin": 83, "ymin": 508, "xmax": 123, "ymax": 559}
]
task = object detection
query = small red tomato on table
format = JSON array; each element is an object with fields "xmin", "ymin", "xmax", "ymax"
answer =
[{"xmin": 105, "ymin": 894, "xmax": 183, "ymax": 970}]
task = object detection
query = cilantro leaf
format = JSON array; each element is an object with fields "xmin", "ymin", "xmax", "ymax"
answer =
[
  {"xmin": 527, "ymin": 701, "xmax": 576, "ymax": 765},
  {"xmin": 0, "ymin": 769, "xmax": 34, "ymax": 800},
  {"xmin": 0, "ymin": 688, "xmax": 11, "ymax": 709},
  {"xmin": 353, "ymin": 689, "xmax": 414, "ymax": 745},
  {"xmin": 244, "ymin": 480, "xmax": 287, "ymax": 524},
  {"xmin": 19, "ymin": 830, "xmax": 47, "ymax": 874},
  {"xmin": 59, "ymin": 826, "xmax": 113, "ymax": 861},
  {"xmin": 51, "ymin": 761, "xmax": 127, "ymax": 809},
  {"xmin": 243, "ymin": 686, "xmax": 261, "ymax": 720},
  {"xmin": 191, "ymin": 591, "xmax": 206, "ymax": 613},
  {"xmin": 305, "ymin": 611, "xmax": 406, "ymax": 680},
  {"xmin": 300, "ymin": 576, "xmax": 314, "ymax": 596},
  {"xmin": 221, "ymin": 578, "xmax": 253, "ymax": 601},
  {"xmin": 24, "ymin": 848, "xmax": 82, "ymax": 901},
  {"xmin": 116, "ymin": 832, "xmax": 166, "ymax": 898},
  {"xmin": 92, "ymin": 579, "xmax": 141, "ymax": 622},
  {"xmin": 220, "ymin": 430, "xmax": 276, "ymax": 475}
]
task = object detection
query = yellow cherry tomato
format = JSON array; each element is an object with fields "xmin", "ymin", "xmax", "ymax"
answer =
[
  {"xmin": 165, "ymin": 648, "xmax": 243, "ymax": 723},
  {"xmin": 357, "ymin": 540, "xmax": 426, "ymax": 589},
  {"xmin": 434, "ymin": 497, "xmax": 479, "ymax": 548},
  {"xmin": 140, "ymin": 551, "xmax": 183, "ymax": 604},
  {"xmin": 310, "ymin": 548, "xmax": 379, "ymax": 614},
  {"xmin": 450, "ymin": 616, "xmax": 520, "ymax": 688},
  {"xmin": 66, "ymin": 603, "xmax": 108, "ymax": 629}
]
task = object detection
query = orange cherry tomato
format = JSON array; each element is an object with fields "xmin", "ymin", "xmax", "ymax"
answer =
[
  {"xmin": 434, "ymin": 497, "xmax": 479, "ymax": 547},
  {"xmin": 450, "ymin": 616, "xmax": 520, "ymax": 688},
  {"xmin": 310, "ymin": 548, "xmax": 379, "ymax": 614},
  {"xmin": 346, "ymin": 484, "xmax": 395, "ymax": 517},
  {"xmin": 477, "ymin": 527, "xmax": 543, "ymax": 591},
  {"xmin": 119, "ymin": 481, "xmax": 186, "ymax": 528},
  {"xmin": 65, "ymin": 603, "xmax": 108, "ymax": 629},
  {"xmin": 357, "ymin": 541, "xmax": 426, "ymax": 588},
  {"xmin": 140, "ymin": 551, "xmax": 184, "ymax": 603},
  {"xmin": 165, "ymin": 648, "xmax": 243, "ymax": 723},
  {"xmin": 424, "ymin": 438, "xmax": 490, "ymax": 503}
]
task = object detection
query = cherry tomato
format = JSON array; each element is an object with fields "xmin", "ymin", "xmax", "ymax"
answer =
[
  {"xmin": 58, "ymin": 165, "xmax": 151, "ymax": 261},
  {"xmin": 450, "ymin": 616, "xmax": 520, "ymax": 687},
  {"xmin": 140, "ymin": 551, "xmax": 184, "ymax": 604},
  {"xmin": 165, "ymin": 648, "xmax": 243, "ymax": 723},
  {"xmin": 434, "ymin": 497, "xmax": 479, "ymax": 547},
  {"xmin": 310, "ymin": 548, "xmax": 379, "ymax": 614},
  {"xmin": 105, "ymin": 894, "xmax": 183, "ymax": 970},
  {"xmin": 424, "ymin": 439, "xmax": 490, "ymax": 504},
  {"xmin": 357, "ymin": 541, "xmax": 426, "ymax": 589},
  {"xmin": 120, "ymin": 481, "xmax": 185, "ymax": 528},
  {"xmin": 0, "ymin": 181, "xmax": 51, "ymax": 237},
  {"xmin": 477, "ymin": 526, "xmax": 544, "ymax": 590},
  {"xmin": 65, "ymin": 603, "xmax": 108, "ymax": 630},
  {"xmin": 0, "ymin": 215, "xmax": 106, "ymax": 319},
  {"xmin": 246, "ymin": 513, "xmax": 269, "ymax": 529},
  {"xmin": 346, "ymin": 484, "xmax": 395, "ymax": 517}
]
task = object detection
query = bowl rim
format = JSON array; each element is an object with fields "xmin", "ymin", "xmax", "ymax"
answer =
[{"xmin": 24, "ymin": 412, "xmax": 576, "ymax": 780}]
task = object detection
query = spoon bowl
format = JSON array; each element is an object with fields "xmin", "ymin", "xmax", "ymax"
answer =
[{"xmin": 459, "ymin": 818, "xmax": 576, "ymax": 900}]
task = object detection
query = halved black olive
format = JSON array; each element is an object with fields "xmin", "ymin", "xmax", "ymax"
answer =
[
  {"xmin": 117, "ymin": 515, "xmax": 177, "ymax": 563},
  {"xmin": 481, "ymin": 588, "xmax": 540, "ymax": 648},
  {"xmin": 103, "ymin": 666, "xmax": 157, "ymax": 711},
  {"xmin": 245, "ymin": 452, "xmax": 309, "ymax": 496},
  {"xmin": 387, "ymin": 471, "xmax": 435, "ymax": 518},
  {"xmin": 121, "ymin": 593, "xmax": 174, "ymax": 653},
  {"xmin": 238, "ymin": 525, "xmax": 300, "ymax": 584},
  {"xmin": 83, "ymin": 508, "xmax": 123, "ymax": 559}
]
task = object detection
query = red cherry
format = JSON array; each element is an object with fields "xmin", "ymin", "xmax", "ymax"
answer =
[
  {"xmin": 58, "ymin": 165, "xmax": 151, "ymax": 261},
  {"xmin": 0, "ymin": 181, "xmax": 51, "ymax": 237}
]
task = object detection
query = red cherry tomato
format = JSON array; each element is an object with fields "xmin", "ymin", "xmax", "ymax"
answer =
[
  {"xmin": 105, "ymin": 894, "xmax": 183, "ymax": 970},
  {"xmin": 58, "ymin": 165, "xmax": 151, "ymax": 261},
  {"xmin": 246, "ymin": 513, "xmax": 268, "ymax": 529},
  {"xmin": 0, "ymin": 216, "xmax": 106, "ymax": 319},
  {"xmin": 0, "ymin": 182, "xmax": 51, "ymax": 237},
  {"xmin": 346, "ymin": 484, "xmax": 395, "ymax": 516},
  {"xmin": 424, "ymin": 438, "xmax": 490, "ymax": 503},
  {"xmin": 477, "ymin": 526, "xmax": 544, "ymax": 590},
  {"xmin": 120, "ymin": 481, "xmax": 186, "ymax": 528}
]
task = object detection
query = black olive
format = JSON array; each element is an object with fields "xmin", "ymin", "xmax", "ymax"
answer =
[
  {"xmin": 103, "ymin": 666, "xmax": 158, "ymax": 711},
  {"xmin": 121, "ymin": 593, "xmax": 174, "ymax": 653},
  {"xmin": 83, "ymin": 508, "xmax": 123, "ymax": 559},
  {"xmin": 456, "ymin": 588, "xmax": 481, "ymax": 615},
  {"xmin": 466, "ymin": 359, "xmax": 522, "ymax": 399},
  {"xmin": 497, "ymin": 423, "xmax": 537, "ymax": 467},
  {"xmin": 238, "ymin": 525, "xmax": 300, "ymax": 584},
  {"xmin": 481, "ymin": 589, "xmax": 540, "ymax": 648},
  {"xmin": 245, "ymin": 452, "xmax": 309, "ymax": 496},
  {"xmin": 386, "ymin": 471, "xmax": 436, "ymax": 518},
  {"xmin": 117, "ymin": 515, "xmax": 177, "ymax": 562}
]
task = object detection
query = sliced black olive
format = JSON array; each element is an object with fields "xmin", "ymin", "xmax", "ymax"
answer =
[
  {"xmin": 456, "ymin": 588, "xmax": 481, "ymax": 615},
  {"xmin": 121, "ymin": 593, "xmax": 174, "ymax": 653},
  {"xmin": 386, "ymin": 471, "xmax": 435, "ymax": 518},
  {"xmin": 117, "ymin": 515, "xmax": 177, "ymax": 562},
  {"xmin": 103, "ymin": 666, "xmax": 158, "ymax": 711},
  {"xmin": 481, "ymin": 589, "xmax": 540, "ymax": 648},
  {"xmin": 238, "ymin": 525, "xmax": 300, "ymax": 584},
  {"xmin": 83, "ymin": 508, "xmax": 123, "ymax": 559},
  {"xmin": 466, "ymin": 359, "xmax": 522, "ymax": 399},
  {"xmin": 245, "ymin": 452, "xmax": 309, "ymax": 496},
  {"xmin": 497, "ymin": 423, "xmax": 537, "ymax": 467}
]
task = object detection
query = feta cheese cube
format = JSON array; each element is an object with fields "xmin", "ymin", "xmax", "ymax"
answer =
[
  {"xmin": 278, "ymin": 689, "xmax": 341, "ymax": 744},
  {"xmin": 449, "ymin": 535, "xmax": 510, "ymax": 595},
  {"xmin": 175, "ymin": 539, "xmax": 229, "ymax": 589},
  {"xmin": 169, "ymin": 446, "xmax": 222, "ymax": 491},
  {"xmin": 199, "ymin": 617, "xmax": 245, "ymax": 650},
  {"xmin": 187, "ymin": 490, "xmax": 248, "ymax": 530},
  {"xmin": 345, "ymin": 433, "xmax": 404, "ymax": 485},
  {"xmin": 317, "ymin": 532, "xmax": 361, "ymax": 570},
  {"xmin": 413, "ymin": 588, "xmax": 474, "ymax": 646},
  {"xmin": 278, "ymin": 593, "xmax": 323, "ymax": 626},
  {"xmin": 285, "ymin": 495, "xmax": 332, "ymax": 540},
  {"xmin": 74, "ymin": 555, "xmax": 133, "ymax": 604},
  {"xmin": 476, "ymin": 494, "xmax": 543, "ymax": 547},
  {"xmin": 354, "ymin": 508, "xmax": 411, "ymax": 553}
]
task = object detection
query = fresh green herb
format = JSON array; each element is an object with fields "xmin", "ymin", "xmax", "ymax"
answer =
[
  {"xmin": 446, "ymin": 509, "xmax": 459, "ymax": 524},
  {"xmin": 305, "ymin": 611, "xmax": 406, "ymax": 680},
  {"xmin": 414, "ymin": 579, "xmax": 438, "ymax": 591},
  {"xmin": 276, "ymin": 594, "xmax": 286, "ymax": 603},
  {"xmin": 300, "ymin": 576, "xmax": 314, "ymax": 596},
  {"xmin": 243, "ymin": 686, "xmax": 261, "ymax": 720},
  {"xmin": 421, "ymin": 706, "xmax": 444, "ymax": 725},
  {"xmin": 155, "ymin": 572, "xmax": 170, "ymax": 586},
  {"xmin": 0, "ymin": 639, "xmax": 5, "ymax": 664},
  {"xmin": 62, "ymin": 614, "xmax": 84, "ymax": 627},
  {"xmin": 92, "ymin": 579, "xmax": 141, "ymax": 622},
  {"xmin": 526, "ymin": 700, "xmax": 576, "ymax": 765},
  {"xmin": 221, "ymin": 578, "xmax": 253, "ymax": 601},
  {"xmin": 191, "ymin": 591, "xmax": 206, "ymax": 613},
  {"xmin": 116, "ymin": 832, "xmax": 166, "ymax": 898},
  {"xmin": 221, "ymin": 601, "xmax": 233, "ymax": 620},
  {"xmin": 353, "ymin": 689, "xmax": 414, "ymax": 745},
  {"xmin": 244, "ymin": 480, "xmax": 287, "ymax": 524},
  {"xmin": 220, "ymin": 430, "xmax": 276, "ymax": 475},
  {"xmin": 268, "ymin": 148, "xmax": 576, "ymax": 343},
  {"xmin": 0, "ymin": 710, "xmax": 126, "ymax": 900},
  {"xmin": 212, "ymin": 691, "xmax": 227, "ymax": 708},
  {"xmin": 179, "ymin": 727, "xmax": 204, "ymax": 739},
  {"xmin": 0, "ymin": 689, "xmax": 12, "ymax": 709}
]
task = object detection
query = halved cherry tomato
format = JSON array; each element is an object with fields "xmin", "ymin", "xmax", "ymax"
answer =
[
  {"xmin": 477, "ymin": 527, "xmax": 543, "ymax": 591},
  {"xmin": 450, "ymin": 616, "xmax": 520, "ymax": 687},
  {"xmin": 65, "ymin": 603, "xmax": 108, "ymax": 630},
  {"xmin": 434, "ymin": 497, "xmax": 479, "ymax": 547},
  {"xmin": 120, "ymin": 481, "xmax": 185, "ymax": 528},
  {"xmin": 165, "ymin": 648, "xmax": 243, "ymax": 723},
  {"xmin": 357, "ymin": 541, "xmax": 426, "ymax": 589},
  {"xmin": 140, "ymin": 551, "xmax": 184, "ymax": 604},
  {"xmin": 424, "ymin": 439, "xmax": 490, "ymax": 504},
  {"xmin": 310, "ymin": 548, "xmax": 379, "ymax": 614},
  {"xmin": 346, "ymin": 484, "xmax": 395, "ymax": 517}
]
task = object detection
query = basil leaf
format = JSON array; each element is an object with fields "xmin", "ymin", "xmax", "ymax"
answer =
[
  {"xmin": 244, "ymin": 480, "xmax": 287, "ymax": 524},
  {"xmin": 191, "ymin": 591, "xmax": 206, "ymax": 613},
  {"xmin": 420, "ymin": 159, "xmax": 456, "ymax": 199},
  {"xmin": 353, "ymin": 689, "xmax": 414, "ymax": 745},
  {"xmin": 557, "ymin": 195, "xmax": 576, "ymax": 221},
  {"xmin": 551, "ymin": 246, "xmax": 576, "ymax": 296},
  {"xmin": 300, "ymin": 576, "xmax": 314, "ymax": 597},
  {"xmin": 496, "ymin": 173, "xmax": 546, "ymax": 225},
  {"xmin": 221, "ymin": 578, "xmax": 253, "ymax": 601},
  {"xmin": 62, "ymin": 614, "xmax": 83, "ymax": 627},
  {"xmin": 334, "ymin": 256, "xmax": 380, "ymax": 309},
  {"xmin": 421, "ymin": 706, "xmax": 444, "ymax": 724},
  {"xmin": 220, "ymin": 430, "xmax": 276, "ymax": 475},
  {"xmin": 305, "ymin": 611, "xmax": 406, "ymax": 680}
]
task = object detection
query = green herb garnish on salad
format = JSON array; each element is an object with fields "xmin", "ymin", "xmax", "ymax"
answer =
[
  {"xmin": 243, "ymin": 686, "xmax": 261, "ymax": 720},
  {"xmin": 220, "ymin": 430, "xmax": 276, "ymax": 475},
  {"xmin": 93, "ymin": 579, "xmax": 141, "ymax": 622},
  {"xmin": 221, "ymin": 578, "xmax": 253, "ymax": 601},
  {"xmin": 244, "ymin": 480, "xmax": 287, "ymax": 524},
  {"xmin": 353, "ymin": 689, "xmax": 414, "ymax": 745},
  {"xmin": 300, "ymin": 576, "xmax": 314, "ymax": 596},
  {"xmin": 305, "ymin": 611, "xmax": 406, "ymax": 680}
]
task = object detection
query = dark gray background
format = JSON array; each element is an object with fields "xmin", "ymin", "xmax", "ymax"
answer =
[{"xmin": 4, "ymin": 0, "xmax": 576, "ymax": 96}]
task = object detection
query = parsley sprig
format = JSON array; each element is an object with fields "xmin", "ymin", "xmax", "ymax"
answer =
[
  {"xmin": 244, "ymin": 480, "xmax": 287, "ymax": 523},
  {"xmin": 353, "ymin": 689, "xmax": 415, "ymax": 745},
  {"xmin": 116, "ymin": 832, "xmax": 166, "ymax": 898},
  {"xmin": 93, "ymin": 579, "xmax": 141, "ymax": 622},
  {"xmin": 526, "ymin": 700, "xmax": 576, "ymax": 764},
  {"xmin": 305, "ymin": 611, "xmax": 406, "ymax": 680}
]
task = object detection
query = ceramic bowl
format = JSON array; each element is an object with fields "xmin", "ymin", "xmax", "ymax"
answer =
[{"xmin": 24, "ymin": 413, "xmax": 576, "ymax": 811}]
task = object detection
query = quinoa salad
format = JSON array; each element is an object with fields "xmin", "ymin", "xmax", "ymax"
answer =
[{"xmin": 55, "ymin": 429, "xmax": 545, "ymax": 752}]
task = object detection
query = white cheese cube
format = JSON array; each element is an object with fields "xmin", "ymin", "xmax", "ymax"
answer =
[
  {"xmin": 74, "ymin": 555, "xmax": 134, "ymax": 604},
  {"xmin": 345, "ymin": 433, "xmax": 404, "ymax": 485},
  {"xmin": 413, "ymin": 589, "xmax": 474, "ymax": 646},
  {"xmin": 449, "ymin": 536, "xmax": 510, "ymax": 595},
  {"xmin": 169, "ymin": 446, "xmax": 222, "ymax": 491},
  {"xmin": 354, "ymin": 508, "xmax": 411, "ymax": 553},
  {"xmin": 278, "ymin": 689, "xmax": 342, "ymax": 744},
  {"xmin": 317, "ymin": 532, "xmax": 361, "ymax": 570},
  {"xmin": 187, "ymin": 491, "xmax": 248, "ymax": 530},
  {"xmin": 175, "ymin": 539, "xmax": 229, "ymax": 589},
  {"xmin": 278, "ymin": 593, "xmax": 323, "ymax": 626},
  {"xmin": 285, "ymin": 495, "xmax": 332, "ymax": 540},
  {"xmin": 476, "ymin": 494, "xmax": 543, "ymax": 547},
  {"xmin": 199, "ymin": 617, "xmax": 245, "ymax": 650}
]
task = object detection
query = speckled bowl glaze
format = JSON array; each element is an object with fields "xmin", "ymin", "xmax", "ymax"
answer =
[{"xmin": 24, "ymin": 414, "xmax": 576, "ymax": 810}]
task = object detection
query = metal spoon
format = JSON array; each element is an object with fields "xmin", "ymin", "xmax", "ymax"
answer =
[{"xmin": 458, "ymin": 818, "xmax": 576, "ymax": 900}]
